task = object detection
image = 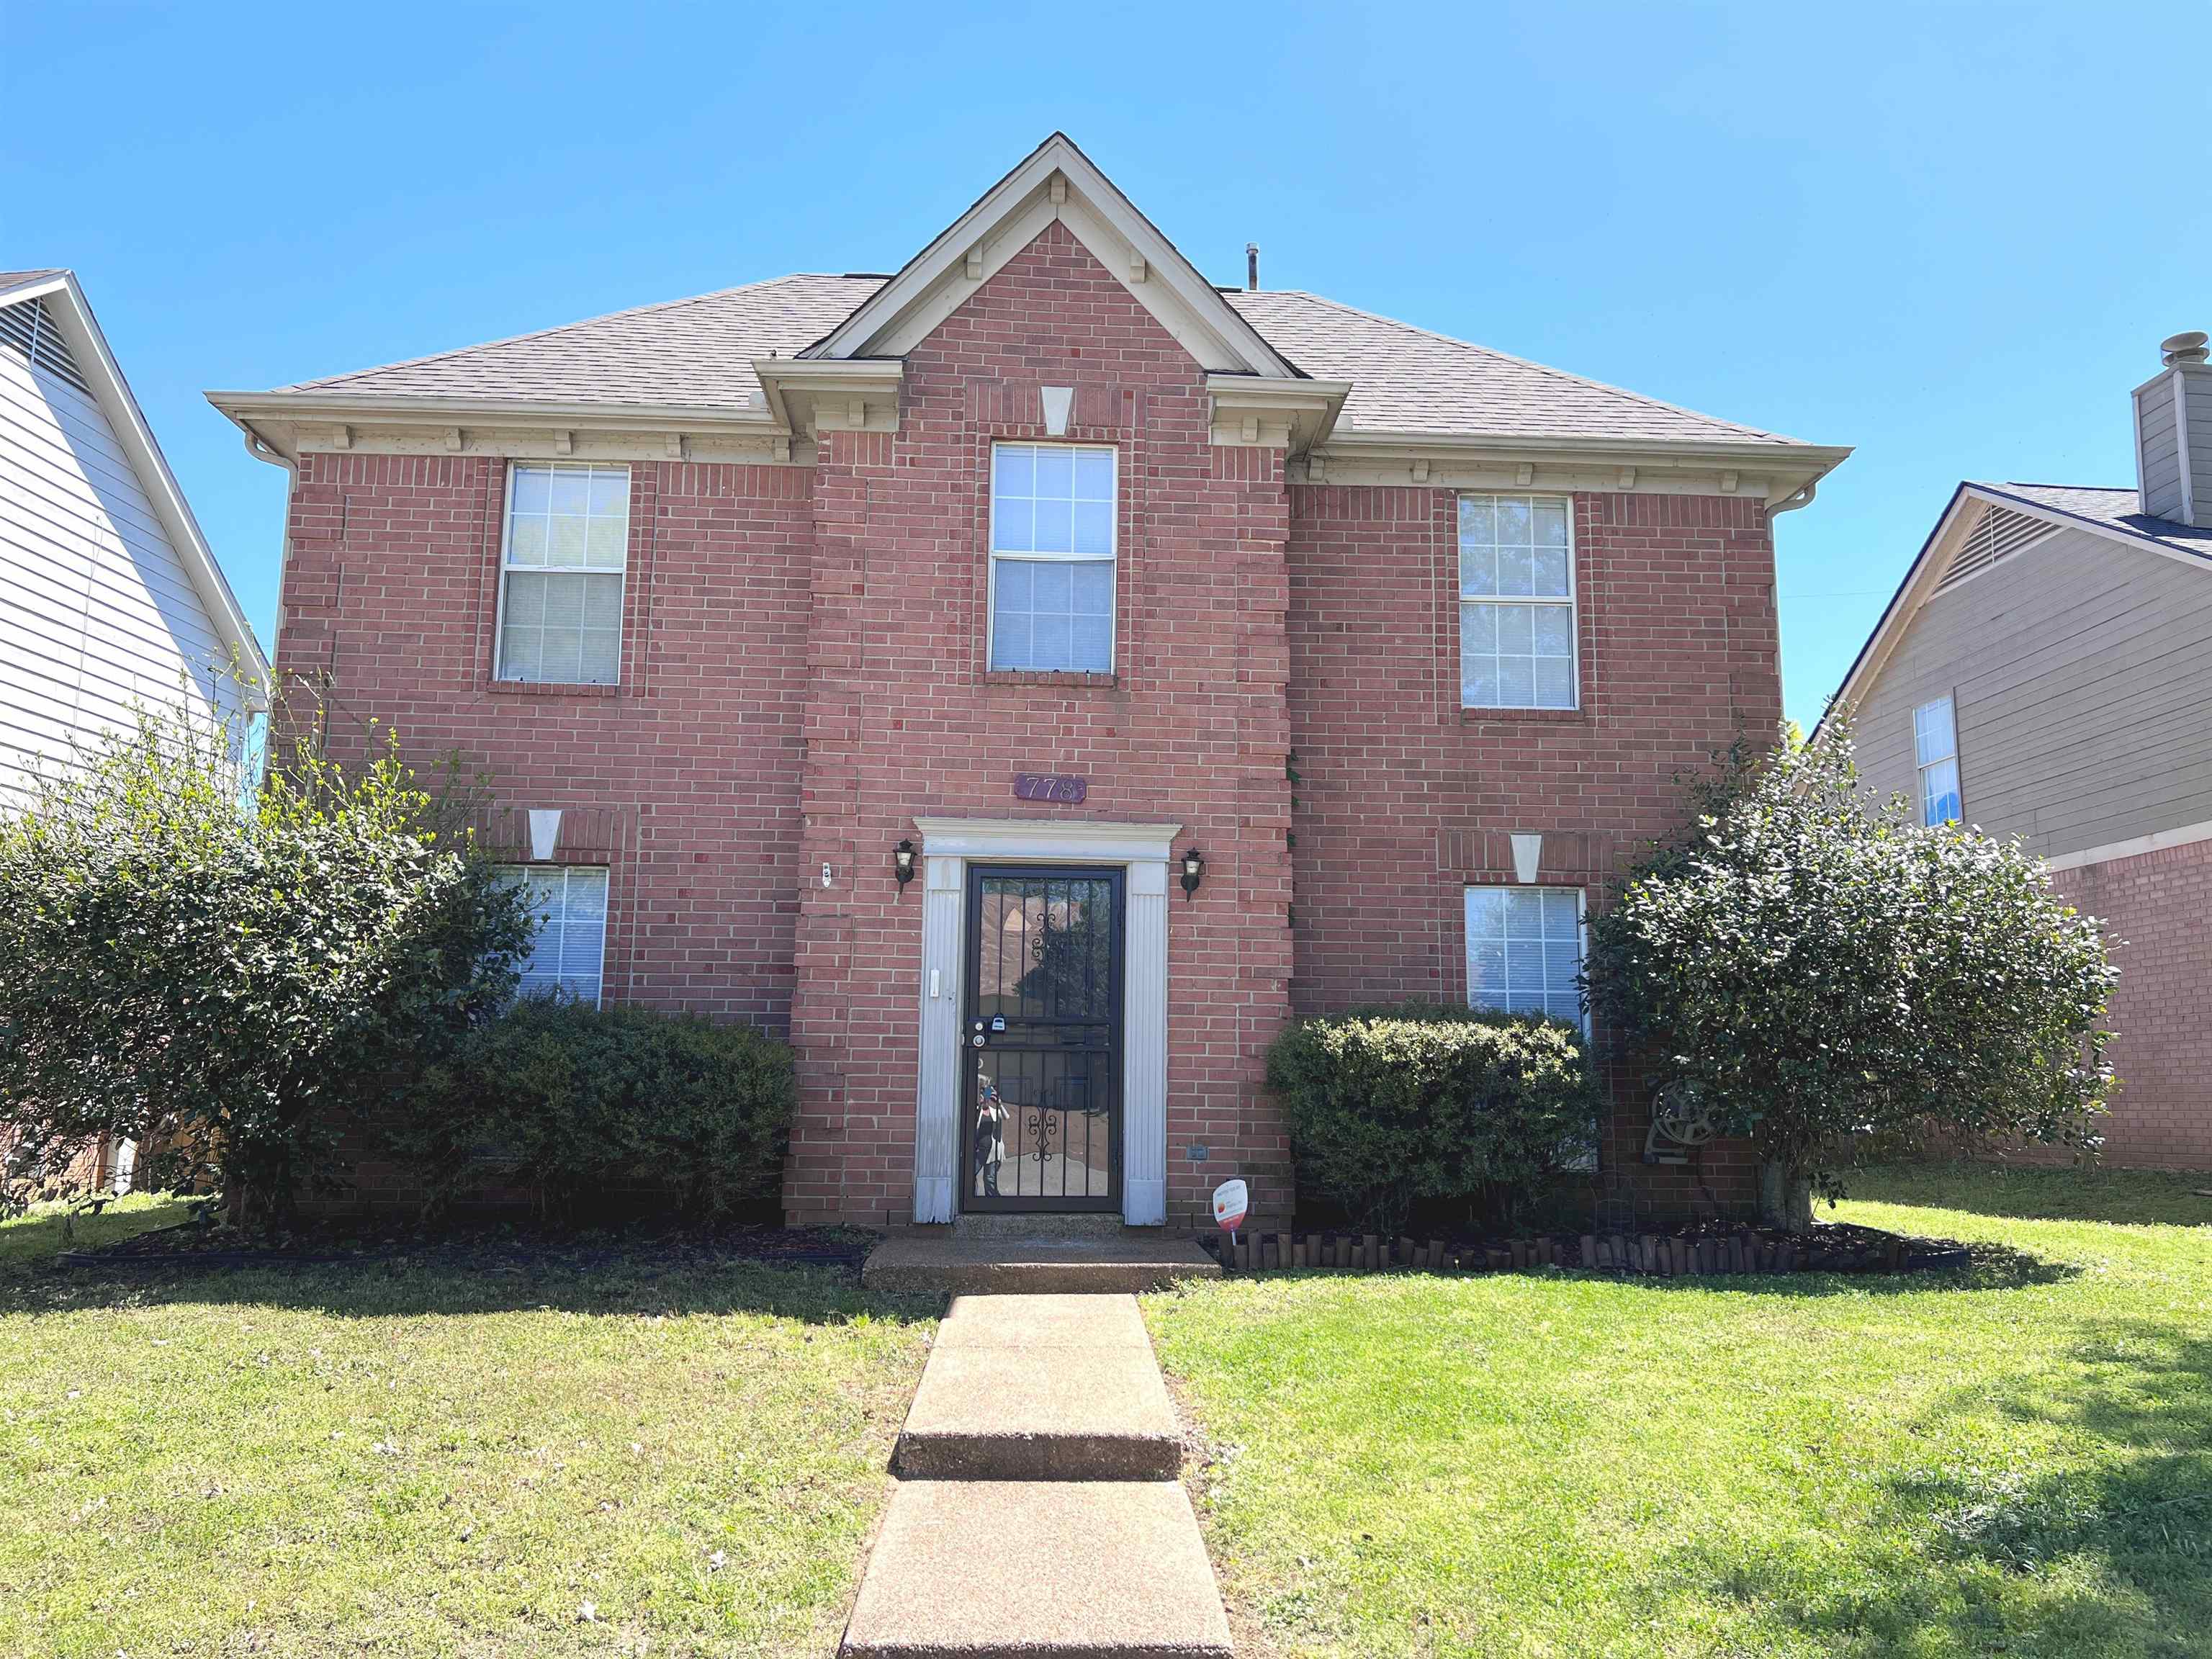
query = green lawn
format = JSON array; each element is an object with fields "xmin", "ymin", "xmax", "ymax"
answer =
[
  {"xmin": 1147, "ymin": 1164, "xmax": 2212, "ymax": 1659},
  {"xmin": 0, "ymin": 1202, "xmax": 933, "ymax": 1657}
]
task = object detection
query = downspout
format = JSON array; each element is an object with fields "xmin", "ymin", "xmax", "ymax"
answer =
[{"xmin": 236, "ymin": 421, "xmax": 294, "ymax": 773}]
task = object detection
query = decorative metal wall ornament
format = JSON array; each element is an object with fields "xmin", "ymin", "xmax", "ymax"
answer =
[{"xmin": 1644, "ymin": 1076, "xmax": 1717, "ymax": 1165}]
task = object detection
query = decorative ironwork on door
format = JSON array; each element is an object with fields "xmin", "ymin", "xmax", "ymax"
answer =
[{"xmin": 963, "ymin": 868, "xmax": 1123, "ymax": 1212}]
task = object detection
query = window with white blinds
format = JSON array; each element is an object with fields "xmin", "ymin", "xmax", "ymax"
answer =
[
  {"xmin": 1465, "ymin": 886, "xmax": 1586, "ymax": 1025},
  {"xmin": 496, "ymin": 464, "xmax": 629, "ymax": 685},
  {"xmin": 503, "ymin": 865, "xmax": 609, "ymax": 1004},
  {"xmin": 1460, "ymin": 494, "xmax": 1577, "ymax": 709},
  {"xmin": 989, "ymin": 443, "xmax": 1117, "ymax": 673}
]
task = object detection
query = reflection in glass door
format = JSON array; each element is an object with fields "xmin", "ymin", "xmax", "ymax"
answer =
[{"xmin": 963, "ymin": 867, "xmax": 1123, "ymax": 1212}]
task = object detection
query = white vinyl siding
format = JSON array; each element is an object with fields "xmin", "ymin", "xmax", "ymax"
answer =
[
  {"xmin": 1915, "ymin": 696, "xmax": 1961, "ymax": 825},
  {"xmin": 1465, "ymin": 886, "xmax": 1586, "ymax": 1025},
  {"xmin": 495, "ymin": 464, "xmax": 628, "ymax": 685},
  {"xmin": 504, "ymin": 865, "xmax": 610, "ymax": 1004},
  {"xmin": 988, "ymin": 443, "xmax": 1115, "ymax": 673},
  {"xmin": 0, "ymin": 300, "xmax": 238, "ymax": 802},
  {"xmin": 1460, "ymin": 494, "xmax": 1576, "ymax": 710}
]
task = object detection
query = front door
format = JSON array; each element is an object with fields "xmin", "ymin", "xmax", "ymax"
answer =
[{"xmin": 962, "ymin": 866, "xmax": 1123, "ymax": 1212}]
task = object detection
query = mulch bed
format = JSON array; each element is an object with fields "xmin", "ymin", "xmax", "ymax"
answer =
[
  {"xmin": 1203, "ymin": 1220, "xmax": 1973, "ymax": 1278},
  {"xmin": 55, "ymin": 1219, "xmax": 881, "ymax": 1277}
]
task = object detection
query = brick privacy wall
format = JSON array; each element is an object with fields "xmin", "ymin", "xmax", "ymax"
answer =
[
  {"xmin": 1285, "ymin": 487, "xmax": 1786, "ymax": 1218},
  {"xmin": 2051, "ymin": 836, "xmax": 2212, "ymax": 1169},
  {"xmin": 786, "ymin": 222, "xmax": 1295, "ymax": 1231}
]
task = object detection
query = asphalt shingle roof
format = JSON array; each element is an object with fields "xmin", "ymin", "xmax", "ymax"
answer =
[
  {"xmin": 1976, "ymin": 481, "xmax": 2212, "ymax": 561},
  {"xmin": 282, "ymin": 273, "xmax": 1806, "ymax": 446},
  {"xmin": 0, "ymin": 270, "xmax": 65, "ymax": 292}
]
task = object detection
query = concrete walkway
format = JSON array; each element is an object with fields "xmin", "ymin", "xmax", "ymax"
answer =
[{"xmin": 840, "ymin": 1292, "xmax": 1233, "ymax": 1658}]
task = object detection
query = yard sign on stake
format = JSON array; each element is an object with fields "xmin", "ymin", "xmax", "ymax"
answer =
[{"xmin": 1212, "ymin": 1178, "xmax": 1249, "ymax": 1253}]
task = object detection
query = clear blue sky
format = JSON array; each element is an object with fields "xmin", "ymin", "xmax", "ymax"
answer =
[{"xmin": 7, "ymin": 3, "xmax": 2208, "ymax": 727}]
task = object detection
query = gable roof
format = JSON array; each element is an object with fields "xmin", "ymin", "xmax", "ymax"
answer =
[
  {"xmin": 2, "ymin": 269, "xmax": 269, "ymax": 703},
  {"xmin": 1819, "ymin": 479, "xmax": 2212, "ymax": 741},
  {"xmin": 798, "ymin": 132, "xmax": 1300, "ymax": 381},
  {"xmin": 211, "ymin": 135, "xmax": 1846, "ymax": 498},
  {"xmin": 1223, "ymin": 290, "xmax": 1802, "ymax": 448},
  {"xmin": 284, "ymin": 273, "xmax": 878, "ymax": 410}
]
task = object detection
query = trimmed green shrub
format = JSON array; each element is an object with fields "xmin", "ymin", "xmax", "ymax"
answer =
[
  {"xmin": 399, "ymin": 998, "xmax": 796, "ymax": 1220},
  {"xmin": 1265, "ymin": 1004, "xmax": 1599, "ymax": 1236}
]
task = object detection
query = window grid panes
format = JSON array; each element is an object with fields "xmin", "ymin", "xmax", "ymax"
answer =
[
  {"xmin": 1465, "ymin": 886, "xmax": 1586, "ymax": 1025},
  {"xmin": 501, "ymin": 865, "xmax": 609, "ymax": 1005},
  {"xmin": 1460, "ymin": 494, "xmax": 1576, "ymax": 709},
  {"xmin": 989, "ymin": 443, "xmax": 1115, "ymax": 673},
  {"xmin": 498, "ymin": 464, "xmax": 629, "ymax": 685},
  {"xmin": 1915, "ymin": 696, "xmax": 1961, "ymax": 825}
]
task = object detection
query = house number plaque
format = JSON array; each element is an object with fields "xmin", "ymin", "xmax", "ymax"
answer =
[{"xmin": 1012, "ymin": 773, "xmax": 1087, "ymax": 804}]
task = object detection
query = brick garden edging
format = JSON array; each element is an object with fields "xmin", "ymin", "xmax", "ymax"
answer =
[{"xmin": 1202, "ymin": 1223, "xmax": 1972, "ymax": 1278}]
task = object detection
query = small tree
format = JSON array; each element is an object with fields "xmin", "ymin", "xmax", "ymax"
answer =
[
  {"xmin": 1586, "ymin": 723, "xmax": 2116, "ymax": 1229},
  {"xmin": 0, "ymin": 698, "xmax": 534, "ymax": 1229}
]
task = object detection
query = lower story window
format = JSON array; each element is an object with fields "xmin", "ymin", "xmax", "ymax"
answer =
[
  {"xmin": 500, "ymin": 864, "xmax": 609, "ymax": 1004},
  {"xmin": 1465, "ymin": 885, "xmax": 1585, "ymax": 1024}
]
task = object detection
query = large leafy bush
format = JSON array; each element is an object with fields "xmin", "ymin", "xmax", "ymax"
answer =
[
  {"xmin": 1266, "ymin": 1004, "xmax": 1599, "ymax": 1236},
  {"xmin": 0, "ymin": 701, "xmax": 532, "ymax": 1227},
  {"xmin": 1586, "ymin": 724, "xmax": 2116, "ymax": 1228},
  {"xmin": 397, "ymin": 997, "xmax": 796, "ymax": 1221}
]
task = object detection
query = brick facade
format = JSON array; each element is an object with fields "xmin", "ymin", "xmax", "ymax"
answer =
[
  {"xmin": 2051, "ymin": 836, "xmax": 2212, "ymax": 1169},
  {"xmin": 270, "ymin": 222, "xmax": 1790, "ymax": 1226}
]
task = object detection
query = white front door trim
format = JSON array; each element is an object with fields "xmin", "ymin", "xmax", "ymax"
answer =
[{"xmin": 910, "ymin": 817, "xmax": 1179, "ymax": 1226}]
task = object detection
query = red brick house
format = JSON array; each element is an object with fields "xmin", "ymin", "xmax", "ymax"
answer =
[{"xmin": 212, "ymin": 136, "xmax": 1848, "ymax": 1230}]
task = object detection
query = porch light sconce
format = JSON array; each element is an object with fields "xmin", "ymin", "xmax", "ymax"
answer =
[
  {"xmin": 894, "ymin": 838, "xmax": 917, "ymax": 890},
  {"xmin": 1179, "ymin": 847, "xmax": 1205, "ymax": 900}
]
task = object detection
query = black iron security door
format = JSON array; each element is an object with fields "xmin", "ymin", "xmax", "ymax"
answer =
[{"xmin": 962, "ymin": 867, "xmax": 1124, "ymax": 1213}]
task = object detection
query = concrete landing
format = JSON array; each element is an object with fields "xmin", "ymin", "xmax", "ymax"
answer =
[
  {"xmin": 838, "ymin": 1479, "xmax": 1233, "ymax": 1659},
  {"xmin": 863, "ymin": 1231, "xmax": 1222, "ymax": 1298},
  {"xmin": 895, "ymin": 1295, "xmax": 1180, "ymax": 1480}
]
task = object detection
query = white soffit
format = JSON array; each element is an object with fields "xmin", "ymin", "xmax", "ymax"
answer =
[{"xmin": 799, "ymin": 133, "xmax": 1300, "ymax": 380}]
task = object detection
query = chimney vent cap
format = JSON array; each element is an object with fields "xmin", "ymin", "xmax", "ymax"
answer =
[{"xmin": 2160, "ymin": 330, "xmax": 2209, "ymax": 367}]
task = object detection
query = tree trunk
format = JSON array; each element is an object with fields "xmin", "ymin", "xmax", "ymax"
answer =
[{"xmin": 1758, "ymin": 1160, "xmax": 1813, "ymax": 1233}]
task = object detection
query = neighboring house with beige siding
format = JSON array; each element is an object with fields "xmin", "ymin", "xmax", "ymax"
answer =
[
  {"xmin": 1826, "ymin": 331, "xmax": 2212, "ymax": 1170},
  {"xmin": 0, "ymin": 269, "xmax": 267, "ymax": 803}
]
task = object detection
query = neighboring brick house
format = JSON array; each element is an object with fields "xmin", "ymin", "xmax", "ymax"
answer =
[
  {"xmin": 1826, "ymin": 330, "xmax": 2212, "ymax": 1172},
  {"xmin": 212, "ymin": 135, "xmax": 1848, "ymax": 1229}
]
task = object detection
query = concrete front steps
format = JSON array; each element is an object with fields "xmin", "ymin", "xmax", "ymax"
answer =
[
  {"xmin": 839, "ymin": 1292, "xmax": 1232, "ymax": 1659},
  {"xmin": 862, "ymin": 1224, "xmax": 1223, "ymax": 1298}
]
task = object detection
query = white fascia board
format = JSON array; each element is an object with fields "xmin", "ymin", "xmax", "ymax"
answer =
[
  {"xmin": 210, "ymin": 389, "xmax": 786, "ymax": 431},
  {"xmin": 31, "ymin": 274, "xmax": 271, "ymax": 700},
  {"xmin": 799, "ymin": 133, "xmax": 1300, "ymax": 380},
  {"xmin": 1323, "ymin": 428, "xmax": 1850, "ymax": 504}
]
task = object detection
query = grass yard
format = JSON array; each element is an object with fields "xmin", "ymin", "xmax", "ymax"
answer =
[
  {"xmin": 0, "ymin": 1202, "xmax": 933, "ymax": 1657},
  {"xmin": 1148, "ymin": 1164, "xmax": 2212, "ymax": 1659}
]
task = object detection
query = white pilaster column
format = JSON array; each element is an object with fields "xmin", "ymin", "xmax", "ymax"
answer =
[
  {"xmin": 912, "ymin": 855, "xmax": 964, "ymax": 1223},
  {"xmin": 1122, "ymin": 859, "xmax": 1169, "ymax": 1226}
]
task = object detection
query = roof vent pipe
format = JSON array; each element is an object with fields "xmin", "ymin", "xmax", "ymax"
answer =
[
  {"xmin": 1246, "ymin": 243, "xmax": 1259, "ymax": 292},
  {"xmin": 2162, "ymin": 331, "xmax": 2209, "ymax": 367}
]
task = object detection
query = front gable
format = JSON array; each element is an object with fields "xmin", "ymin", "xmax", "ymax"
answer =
[{"xmin": 800, "ymin": 132, "xmax": 1299, "ymax": 381}]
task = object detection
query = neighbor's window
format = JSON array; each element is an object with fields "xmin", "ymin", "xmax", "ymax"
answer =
[
  {"xmin": 500, "ymin": 865, "xmax": 610, "ymax": 1005},
  {"xmin": 496, "ymin": 463, "xmax": 629, "ymax": 685},
  {"xmin": 1460, "ymin": 494, "xmax": 1576, "ymax": 709},
  {"xmin": 1465, "ymin": 886, "xmax": 1586, "ymax": 1025},
  {"xmin": 1915, "ymin": 696, "xmax": 1961, "ymax": 825},
  {"xmin": 989, "ymin": 442, "xmax": 1115, "ymax": 673}
]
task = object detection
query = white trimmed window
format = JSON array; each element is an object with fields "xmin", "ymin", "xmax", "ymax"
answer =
[
  {"xmin": 1460, "ymin": 494, "xmax": 1576, "ymax": 709},
  {"xmin": 1465, "ymin": 886, "xmax": 1586, "ymax": 1025},
  {"xmin": 1915, "ymin": 696, "xmax": 1961, "ymax": 825},
  {"xmin": 989, "ymin": 442, "xmax": 1116, "ymax": 673},
  {"xmin": 496, "ymin": 464, "xmax": 629, "ymax": 685},
  {"xmin": 501, "ymin": 865, "xmax": 610, "ymax": 1004}
]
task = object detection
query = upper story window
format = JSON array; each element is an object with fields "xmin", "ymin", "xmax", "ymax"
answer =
[
  {"xmin": 989, "ymin": 442, "xmax": 1115, "ymax": 675},
  {"xmin": 497, "ymin": 464, "xmax": 629, "ymax": 685},
  {"xmin": 1915, "ymin": 695, "xmax": 1961, "ymax": 825},
  {"xmin": 1460, "ymin": 494, "xmax": 1576, "ymax": 710}
]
